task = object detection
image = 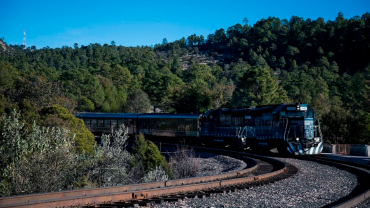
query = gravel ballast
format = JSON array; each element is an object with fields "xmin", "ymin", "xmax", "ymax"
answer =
[
  {"xmin": 194, "ymin": 155, "xmax": 247, "ymax": 177},
  {"xmin": 150, "ymin": 158, "xmax": 358, "ymax": 208}
]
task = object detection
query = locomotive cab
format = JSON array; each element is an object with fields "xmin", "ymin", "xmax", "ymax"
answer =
[{"xmin": 279, "ymin": 103, "xmax": 323, "ymax": 154}]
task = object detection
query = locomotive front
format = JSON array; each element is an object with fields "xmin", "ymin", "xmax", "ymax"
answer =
[{"xmin": 281, "ymin": 104, "xmax": 323, "ymax": 155}]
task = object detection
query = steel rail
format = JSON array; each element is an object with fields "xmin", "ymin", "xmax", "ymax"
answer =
[
  {"xmin": 295, "ymin": 155, "xmax": 370, "ymax": 208},
  {"xmin": 0, "ymin": 145, "xmax": 287, "ymax": 208}
]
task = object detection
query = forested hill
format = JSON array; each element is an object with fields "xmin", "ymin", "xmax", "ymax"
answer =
[{"xmin": 0, "ymin": 13, "xmax": 369, "ymax": 144}]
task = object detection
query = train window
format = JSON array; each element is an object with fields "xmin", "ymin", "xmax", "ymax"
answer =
[
  {"xmin": 124, "ymin": 119, "xmax": 128, "ymax": 127},
  {"xmin": 104, "ymin": 120, "xmax": 110, "ymax": 127},
  {"xmin": 109, "ymin": 120, "xmax": 116, "ymax": 128},
  {"xmin": 91, "ymin": 119, "xmax": 97, "ymax": 127},
  {"xmin": 98, "ymin": 119, "xmax": 104, "ymax": 127},
  {"xmin": 111, "ymin": 120, "xmax": 117, "ymax": 128},
  {"xmin": 118, "ymin": 119, "xmax": 124, "ymax": 127},
  {"xmin": 84, "ymin": 119, "xmax": 91, "ymax": 127},
  {"xmin": 287, "ymin": 111, "xmax": 306, "ymax": 117}
]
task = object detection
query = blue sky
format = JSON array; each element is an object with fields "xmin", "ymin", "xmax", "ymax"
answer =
[{"xmin": 1, "ymin": 0, "xmax": 369, "ymax": 48}]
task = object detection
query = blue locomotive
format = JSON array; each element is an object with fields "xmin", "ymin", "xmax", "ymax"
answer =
[
  {"xmin": 200, "ymin": 103, "xmax": 323, "ymax": 155},
  {"xmin": 75, "ymin": 103, "xmax": 323, "ymax": 155}
]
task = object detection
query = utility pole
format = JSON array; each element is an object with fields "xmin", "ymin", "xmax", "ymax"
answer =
[{"xmin": 22, "ymin": 30, "xmax": 26, "ymax": 48}]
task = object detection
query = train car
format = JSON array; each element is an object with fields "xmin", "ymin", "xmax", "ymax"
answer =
[
  {"xmin": 75, "ymin": 112, "xmax": 201, "ymax": 143},
  {"xmin": 202, "ymin": 104, "xmax": 323, "ymax": 155},
  {"xmin": 75, "ymin": 112, "xmax": 139, "ymax": 136},
  {"xmin": 200, "ymin": 107, "xmax": 252, "ymax": 147},
  {"xmin": 137, "ymin": 113, "xmax": 201, "ymax": 142}
]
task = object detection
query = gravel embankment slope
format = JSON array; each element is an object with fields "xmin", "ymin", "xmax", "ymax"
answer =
[{"xmin": 150, "ymin": 158, "xmax": 357, "ymax": 208}]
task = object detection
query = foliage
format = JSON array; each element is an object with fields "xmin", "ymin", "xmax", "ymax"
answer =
[
  {"xmin": 78, "ymin": 96, "xmax": 95, "ymax": 112},
  {"xmin": 142, "ymin": 166, "xmax": 169, "ymax": 183},
  {"xmin": 41, "ymin": 105, "xmax": 96, "ymax": 154},
  {"xmin": 170, "ymin": 146, "xmax": 200, "ymax": 179},
  {"xmin": 0, "ymin": 111, "xmax": 176, "ymax": 196},
  {"xmin": 0, "ymin": 110, "xmax": 78, "ymax": 196},
  {"xmin": 89, "ymin": 125, "xmax": 131, "ymax": 187},
  {"xmin": 231, "ymin": 66, "xmax": 289, "ymax": 106},
  {"xmin": 125, "ymin": 89, "xmax": 151, "ymax": 113},
  {"xmin": 0, "ymin": 12, "xmax": 370, "ymax": 144},
  {"xmin": 131, "ymin": 134, "xmax": 173, "ymax": 179},
  {"xmin": 0, "ymin": 61, "xmax": 17, "ymax": 93},
  {"xmin": 321, "ymin": 106, "xmax": 353, "ymax": 143}
]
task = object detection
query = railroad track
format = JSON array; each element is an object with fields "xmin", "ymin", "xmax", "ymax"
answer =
[
  {"xmin": 293, "ymin": 154, "xmax": 370, "ymax": 208},
  {"xmin": 0, "ymin": 145, "xmax": 291, "ymax": 208},
  {"xmin": 5, "ymin": 144, "xmax": 369, "ymax": 208}
]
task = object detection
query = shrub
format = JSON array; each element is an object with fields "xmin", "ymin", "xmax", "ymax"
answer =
[
  {"xmin": 41, "ymin": 105, "xmax": 96, "ymax": 154},
  {"xmin": 0, "ymin": 110, "xmax": 78, "ymax": 196},
  {"xmin": 88, "ymin": 125, "xmax": 131, "ymax": 187},
  {"xmin": 131, "ymin": 134, "xmax": 173, "ymax": 180},
  {"xmin": 170, "ymin": 145, "xmax": 200, "ymax": 179},
  {"xmin": 142, "ymin": 166, "xmax": 169, "ymax": 183}
]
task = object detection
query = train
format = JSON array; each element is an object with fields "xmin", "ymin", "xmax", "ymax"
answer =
[{"xmin": 75, "ymin": 103, "xmax": 323, "ymax": 155}]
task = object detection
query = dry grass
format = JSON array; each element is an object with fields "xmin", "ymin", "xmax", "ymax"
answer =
[{"xmin": 169, "ymin": 145, "xmax": 200, "ymax": 179}]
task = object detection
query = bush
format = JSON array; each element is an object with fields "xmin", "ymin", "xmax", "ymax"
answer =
[
  {"xmin": 170, "ymin": 145, "xmax": 200, "ymax": 179},
  {"xmin": 89, "ymin": 125, "xmax": 131, "ymax": 187},
  {"xmin": 142, "ymin": 166, "xmax": 169, "ymax": 183},
  {"xmin": 0, "ymin": 110, "xmax": 78, "ymax": 196},
  {"xmin": 131, "ymin": 134, "xmax": 173, "ymax": 181},
  {"xmin": 41, "ymin": 105, "xmax": 96, "ymax": 154}
]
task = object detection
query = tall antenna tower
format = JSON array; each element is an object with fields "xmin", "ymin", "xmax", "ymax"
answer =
[{"xmin": 22, "ymin": 30, "xmax": 26, "ymax": 47}]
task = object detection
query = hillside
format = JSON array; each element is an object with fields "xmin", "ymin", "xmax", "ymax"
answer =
[
  {"xmin": 0, "ymin": 13, "xmax": 369, "ymax": 144},
  {"xmin": 0, "ymin": 39, "xmax": 8, "ymax": 51}
]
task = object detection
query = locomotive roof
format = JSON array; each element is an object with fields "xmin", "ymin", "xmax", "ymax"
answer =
[
  {"xmin": 75, "ymin": 112, "xmax": 202, "ymax": 119},
  {"xmin": 75, "ymin": 112, "xmax": 139, "ymax": 119},
  {"xmin": 250, "ymin": 104, "xmax": 279, "ymax": 112},
  {"xmin": 138, "ymin": 113, "xmax": 201, "ymax": 119},
  {"xmin": 251, "ymin": 103, "xmax": 310, "ymax": 114}
]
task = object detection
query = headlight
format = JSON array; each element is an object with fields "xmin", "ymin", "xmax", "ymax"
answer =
[
  {"xmin": 314, "ymin": 137, "xmax": 320, "ymax": 142},
  {"xmin": 296, "ymin": 138, "xmax": 299, "ymax": 141}
]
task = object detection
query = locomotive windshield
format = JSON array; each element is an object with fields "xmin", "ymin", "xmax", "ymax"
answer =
[{"xmin": 281, "ymin": 106, "xmax": 314, "ymax": 118}]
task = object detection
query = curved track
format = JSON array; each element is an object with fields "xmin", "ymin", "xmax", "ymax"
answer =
[
  {"xmin": 0, "ymin": 145, "xmax": 289, "ymax": 208},
  {"xmin": 294, "ymin": 155, "xmax": 370, "ymax": 208}
]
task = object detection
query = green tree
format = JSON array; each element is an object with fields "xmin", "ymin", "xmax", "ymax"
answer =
[
  {"xmin": 286, "ymin": 45, "xmax": 300, "ymax": 57},
  {"xmin": 171, "ymin": 56, "xmax": 183, "ymax": 76},
  {"xmin": 143, "ymin": 69, "xmax": 184, "ymax": 109},
  {"xmin": 173, "ymin": 83, "xmax": 212, "ymax": 113},
  {"xmin": 351, "ymin": 112, "xmax": 370, "ymax": 144},
  {"xmin": 321, "ymin": 106, "xmax": 352, "ymax": 143},
  {"xmin": 0, "ymin": 61, "xmax": 17, "ymax": 93},
  {"xmin": 131, "ymin": 134, "xmax": 173, "ymax": 179},
  {"xmin": 279, "ymin": 56, "xmax": 286, "ymax": 68},
  {"xmin": 125, "ymin": 89, "xmax": 151, "ymax": 113},
  {"xmin": 78, "ymin": 97, "xmax": 95, "ymax": 112},
  {"xmin": 41, "ymin": 105, "xmax": 96, "ymax": 154},
  {"xmin": 231, "ymin": 66, "xmax": 289, "ymax": 106}
]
